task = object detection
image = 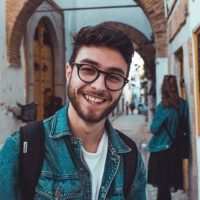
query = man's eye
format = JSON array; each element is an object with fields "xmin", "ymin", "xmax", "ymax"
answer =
[
  {"xmin": 107, "ymin": 74, "xmax": 122, "ymax": 82},
  {"xmin": 81, "ymin": 66, "xmax": 96, "ymax": 74}
]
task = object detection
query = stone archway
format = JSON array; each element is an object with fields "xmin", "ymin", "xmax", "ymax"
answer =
[
  {"xmin": 6, "ymin": 0, "xmax": 66, "ymax": 109},
  {"xmin": 134, "ymin": 0, "xmax": 167, "ymax": 58},
  {"xmin": 6, "ymin": 0, "xmax": 44, "ymax": 67},
  {"xmin": 25, "ymin": 1, "xmax": 65, "ymax": 103},
  {"xmin": 6, "ymin": 0, "xmax": 167, "ymax": 67}
]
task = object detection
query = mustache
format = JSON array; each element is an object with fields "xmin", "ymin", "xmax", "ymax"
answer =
[{"xmin": 81, "ymin": 89, "xmax": 111, "ymax": 99}]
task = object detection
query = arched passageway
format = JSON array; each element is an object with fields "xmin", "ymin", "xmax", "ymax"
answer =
[
  {"xmin": 6, "ymin": 0, "xmax": 166, "ymax": 67},
  {"xmin": 6, "ymin": 0, "xmax": 66, "ymax": 119},
  {"xmin": 6, "ymin": 0, "xmax": 167, "ymax": 116},
  {"xmin": 134, "ymin": 0, "xmax": 167, "ymax": 58}
]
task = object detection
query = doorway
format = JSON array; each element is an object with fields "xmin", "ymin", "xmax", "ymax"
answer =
[
  {"xmin": 175, "ymin": 48, "xmax": 186, "ymax": 98},
  {"xmin": 33, "ymin": 20, "xmax": 54, "ymax": 119},
  {"xmin": 194, "ymin": 28, "xmax": 200, "ymax": 136}
]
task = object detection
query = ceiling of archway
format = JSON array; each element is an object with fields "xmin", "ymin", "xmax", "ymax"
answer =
[
  {"xmin": 6, "ymin": 0, "xmax": 166, "ymax": 69},
  {"xmin": 134, "ymin": 0, "xmax": 167, "ymax": 57}
]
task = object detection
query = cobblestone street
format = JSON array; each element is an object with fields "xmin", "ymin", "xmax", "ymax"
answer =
[{"xmin": 111, "ymin": 113, "xmax": 189, "ymax": 200}]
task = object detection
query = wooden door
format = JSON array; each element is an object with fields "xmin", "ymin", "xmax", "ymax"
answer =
[
  {"xmin": 33, "ymin": 21, "xmax": 54, "ymax": 119},
  {"xmin": 175, "ymin": 48, "xmax": 189, "ymax": 191}
]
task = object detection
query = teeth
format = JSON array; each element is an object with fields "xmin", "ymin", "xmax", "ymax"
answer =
[{"xmin": 85, "ymin": 95, "xmax": 104, "ymax": 104}]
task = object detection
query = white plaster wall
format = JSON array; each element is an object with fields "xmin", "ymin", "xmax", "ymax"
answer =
[
  {"xmin": 155, "ymin": 58, "xmax": 168, "ymax": 104},
  {"xmin": 53, "ymin": 0, "xmax": 152, "ymax": 62},
  {"xmin": 167, "ymin": 1, "xmax": 200, "ymax": 198},
  {"xmin": 189, "ymin": 0, "xmax": 200, "ymax": 32},
  {"xmin": 168, "ymin": 19, "xmax": 190, "ymax": 55},
  {"xmin": 0, "ymin": 0, "xmax": 26, "ymax": 145},
  {"xmin": 189, "ymin": 1, "xmax": 200, "ymax": 199},
  {"xmin": 167, "ymin": 2, "xmax": 191, "ymax": 100},
  {"xmin": 167, "ymin": 0, "xmax": 198, "ymax": 103},
  {"xmin": 0, "ymin": 0, "xmax": 7, "ymax": 146},
  {"xmin": 182, "ymin": 43, "xmax": 193, "ymax": 101}
]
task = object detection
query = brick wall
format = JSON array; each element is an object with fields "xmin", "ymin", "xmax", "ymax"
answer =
[
  {"xmin": 6, "ymin": 0, "xmax": 167, "ymax": 68},
  {"xmin": 6, "ymin": 0, "xmax": 43, "ymax": 67},
  {"xmin": 135, "ymin": 0, "xmax": 167, "ymax": 57},
  {"xmin": 167, "ymin": 0, "xmax": 188, "ymax": 42}
]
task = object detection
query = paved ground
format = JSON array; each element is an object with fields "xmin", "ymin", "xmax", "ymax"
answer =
[{"xmin": 111, "ymin": 113, "xmax": 189, "ymax": 200}]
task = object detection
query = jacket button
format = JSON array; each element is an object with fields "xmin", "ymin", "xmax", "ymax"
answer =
[
  {"xmin": 55, "ymin": 185, "xmax": 61, "ymax": 198},
  {"xmin": 80, "ymin": 167, "xmax": 85, "ymax": 172}
]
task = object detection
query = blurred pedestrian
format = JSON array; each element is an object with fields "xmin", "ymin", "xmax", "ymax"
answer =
[
  {"xmin": 147, "ymin": 75, "xmax": 189, "ymax": 200},
  {"xmin": 129, "ymin": 101, "xmax": 135, "ymax": 114},
  {"xmin": 126, "ymin": 101, "xmax": 129, "ymax": 115}
]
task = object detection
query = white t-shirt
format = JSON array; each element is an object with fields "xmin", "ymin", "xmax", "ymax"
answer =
[{"xmin": 81, "ymin": 132, "xmax": 108, "ymax": 200}]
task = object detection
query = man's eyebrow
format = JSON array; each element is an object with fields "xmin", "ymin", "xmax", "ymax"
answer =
[
  {"xmin": 79, "ymin": 59, "xmax": 99, "ymax": 66},
  {"xmin": 106, "ymin": 67, "xmax": 126, "ymax": 76},
  {"xmin": 79, "ymin": 58, "xmax": 126, "ymax": 76}
]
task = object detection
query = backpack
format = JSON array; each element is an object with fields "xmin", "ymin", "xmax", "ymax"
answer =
[
  {"xmin": 174, "ymin": 110, "xmax": 190, "ymax": 159},
  {"xmin": 164, "ymin": 106, "xmax": 190, "ymax": 159},
  {"xmin": 19, "ymin": 121, "xmax": 138, "ymax": 200}
]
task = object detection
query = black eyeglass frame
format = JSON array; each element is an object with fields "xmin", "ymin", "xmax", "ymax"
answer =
[{"xmin": 71, "ymin": 62, "xmax": 129, "ymax": 91}]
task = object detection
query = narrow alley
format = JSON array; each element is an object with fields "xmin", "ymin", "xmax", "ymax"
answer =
[
  {"xmin": 111, "ymin": 113, "xmax": 188, "ymax": 200},
  {"xmin": 1, "ymin": 0, "xmax": 200, "ymax": 199}
]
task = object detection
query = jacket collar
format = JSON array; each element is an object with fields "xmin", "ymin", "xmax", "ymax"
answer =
[
  {"xmin": 48, "ymin": 104, "xmax": 71, "ymax": 138},
  {"xmin": 48, "ymin": 103, "xmax": 131, "ymax": 153}
]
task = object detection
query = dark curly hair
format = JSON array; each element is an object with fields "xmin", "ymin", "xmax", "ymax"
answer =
[
  {"xmin": 69, "ymin": 23, "xmax": 134, "ymax": 76},
  {"xmin": 161, "ymin": 75, "xmax": 179, "ymax": 109}
]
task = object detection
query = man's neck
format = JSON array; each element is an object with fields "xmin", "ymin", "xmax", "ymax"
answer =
[{"xmin": 68, "ymin": 104, "xmax": 106, "ymax": 152}]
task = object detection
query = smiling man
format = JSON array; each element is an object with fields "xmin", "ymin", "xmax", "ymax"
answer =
[{"xmin": 0, "ymin": 23, "xmax": 146, "ymax": 200}]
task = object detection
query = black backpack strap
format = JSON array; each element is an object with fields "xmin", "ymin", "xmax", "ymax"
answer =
[
  {"xmin": 116, "ymin": 130, "xmax": 138, "ymax": 198},
  {"xmin": 19, "ymin": 120, "xmax": 45, "ymax": 200}
]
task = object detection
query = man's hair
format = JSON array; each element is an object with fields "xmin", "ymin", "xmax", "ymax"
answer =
[
  {"xmin": 161, "ymin": 75, "xmax": 179, "ymax": 109},
  {"xmin": 69, "ymin": 23, "xmax": 134, "ymax": 76}
]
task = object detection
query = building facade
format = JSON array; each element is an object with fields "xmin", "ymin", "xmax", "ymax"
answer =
[
  {"xmin": 1, "ymin": 0, "xmax": 200, "ymax": 199},
  {"xmin": 164, "ymin": 0, "xmax": 200, "ymax": 199}
]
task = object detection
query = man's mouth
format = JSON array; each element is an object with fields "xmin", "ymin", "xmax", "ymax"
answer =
[{"xmin": 84, "ymin": 94, "xmax": 105, "ymax": 104}]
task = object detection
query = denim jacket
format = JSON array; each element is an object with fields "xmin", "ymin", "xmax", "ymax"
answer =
[
  {"xmin": 0, "ymin": 105, "xmax": 146, "ymax": 200},
  {"xmin": 148, "ymin": 98, "xmax": 189, "ymax": 152}
]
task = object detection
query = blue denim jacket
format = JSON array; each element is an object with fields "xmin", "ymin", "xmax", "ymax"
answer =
[
  {"xmin": 148, "ymin": 98, "xmax": 189, "ymax": 152},
  {"xmin": 0, "ymin": 105, "xmax": 146, "ymax": 200}
]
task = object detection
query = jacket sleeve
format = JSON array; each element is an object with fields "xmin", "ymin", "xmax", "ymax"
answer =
[
  {"xmin": 127, "ymin": 151, "xmax": 147, "ymax": 200},
  {"xmin": 150, "ymin": 102, "xmax": 169, "ymax": 134},
  {"xmin": 0, "ymin": 132, "xmax": 21, "ymax": 200}
]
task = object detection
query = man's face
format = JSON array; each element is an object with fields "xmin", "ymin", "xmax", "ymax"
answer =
[{"xmin": 66, "ymin": 46, "xmax": 128, "ymax": 123}]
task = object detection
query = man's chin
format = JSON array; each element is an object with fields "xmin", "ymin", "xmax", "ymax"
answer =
[{"xmin": 78, "ymin": 111, "xmax": 107, "ymax": 123}]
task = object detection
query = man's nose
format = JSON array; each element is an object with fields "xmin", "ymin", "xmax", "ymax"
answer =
[{"xmin": 90, "ymin": 73, "xmax": 106, "ymax": 90}]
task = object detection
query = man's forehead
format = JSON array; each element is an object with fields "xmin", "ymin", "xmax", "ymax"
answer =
[{"xmin": 75, "ymin": 46, "xmax": 128, "ymax": 74}]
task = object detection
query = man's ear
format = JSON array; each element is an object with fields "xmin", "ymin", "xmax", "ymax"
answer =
[{"xmin": 66, "ymin": 63, "xmax": 72, "ymax": 81}]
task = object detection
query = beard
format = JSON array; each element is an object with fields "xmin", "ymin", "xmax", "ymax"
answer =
[{"xmin": 67, "ymin": 77, "xmax": 121, "ymax": 123}]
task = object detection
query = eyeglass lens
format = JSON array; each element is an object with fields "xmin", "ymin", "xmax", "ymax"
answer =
[{"xmin": 77, "ymin": 64, "xmax": 126, "ymax": 91}]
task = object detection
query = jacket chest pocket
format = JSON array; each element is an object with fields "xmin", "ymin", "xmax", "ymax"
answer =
[
  {"xmin": 105, "ymin": 193, "xmax": 124, "ymax": 200},
  {"xmin": 34, "ymin": 173, "xmax": 82, "ymax": 200},
  {"xmin": 105, "ymin": 187, "xmax": 124, "ymax": 200}
]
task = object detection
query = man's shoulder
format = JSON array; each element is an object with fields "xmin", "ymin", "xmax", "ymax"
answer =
[
  {"xmin": 6, "ymin": 130, "xmax": 20, "ymax": 146},
  {"xmin": 0, "ymin": 130, "xmax": 20, "ymax": 163}
]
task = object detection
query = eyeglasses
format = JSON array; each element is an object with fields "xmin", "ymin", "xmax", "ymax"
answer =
[{"xmin": 71, "ymin": 63, "xmax": 129, "ymax": 91}]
